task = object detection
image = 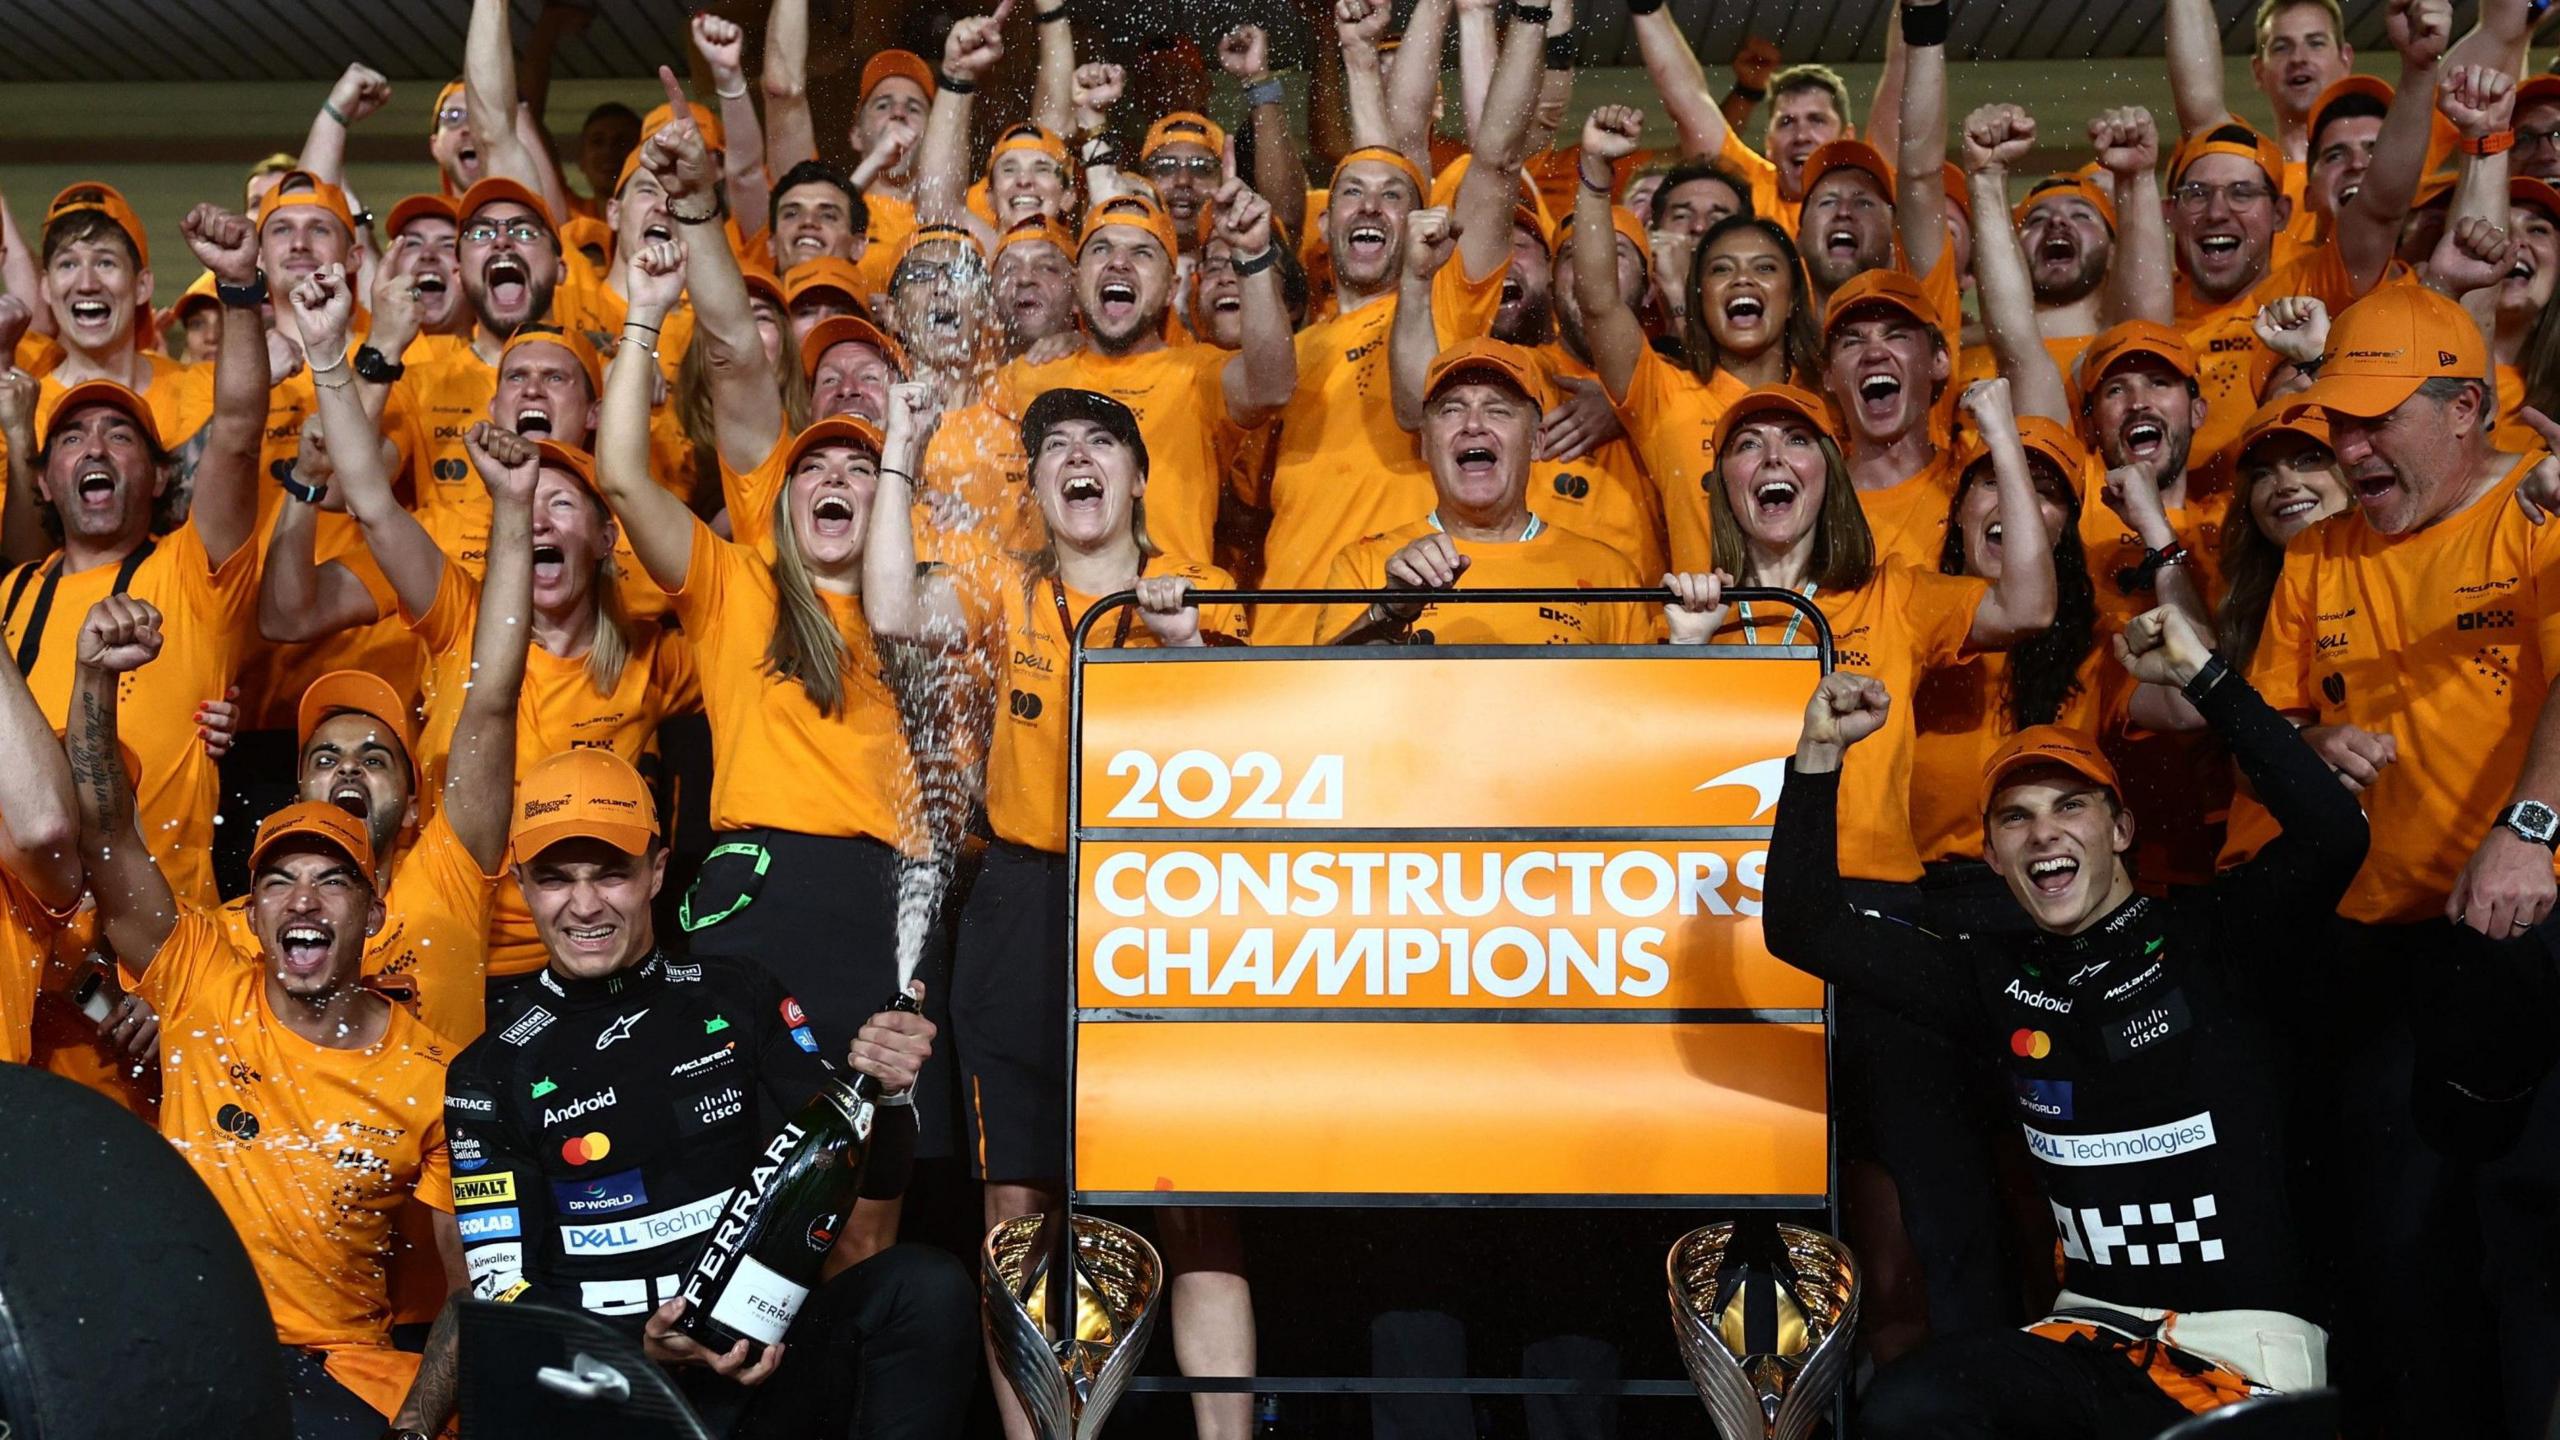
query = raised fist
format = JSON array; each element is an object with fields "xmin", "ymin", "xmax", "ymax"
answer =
[
  {"xmin": 1963, "ymin": 104, "xmax": 2037, "ymax": 175},
  {"xmin": 1582, "ymin": 105, "xmax": 1646, "ymax": 164},
  {"xmin": 181, "ymin": 204, "xmax": 260, "ymax": 287},
  {"xmin": 2087, "ymin": 107, "xmax": 2158, "ymax": 179},
  {"xmin": 77, "ymin": 595, "xmax": 164, "ymax": 675},
  {"xmin": 1219, "ymin": 24, "xmax": 1270, "ymax": 80},
  {"xmin": 327, "ymin": 64, "xmax": 394, "ymax": 127}
]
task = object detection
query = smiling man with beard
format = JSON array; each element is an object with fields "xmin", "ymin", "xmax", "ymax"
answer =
[
  {"xmin": 1254, "ymin": 0, "xmax": 1552, "ymax": 645},
  {"xmin": 1628, "ymin": 0, "xmax": 1853, "ymax": 237},
  {"xmin": 71, "ymin": 592, "xmax": 472, "ymax": 1437},
  {"xmin": 1795, "ymin": 139, "xmax": 1899, "ymax": 313}
]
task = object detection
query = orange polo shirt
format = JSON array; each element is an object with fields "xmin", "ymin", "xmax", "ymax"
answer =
[
  {"xmin": 1533, "ymin": 346, "xmax": 1667, "ymax": 577},
  {"xmin": 1001, "ymin": 346, "xmax": 1243, "ymax": 569},
  {"xmin": 1617, "ymin": 347, "xmax": 1751, "ymax": 573},
  {"xmin": 1312, "ymin": 518, "xmax": 1657, "ymax": 646}
]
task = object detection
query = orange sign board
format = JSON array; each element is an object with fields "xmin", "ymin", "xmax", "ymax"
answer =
[{"xmin": 1072, "ymin": 645, "xmax": 1829, "ymax": 1202}]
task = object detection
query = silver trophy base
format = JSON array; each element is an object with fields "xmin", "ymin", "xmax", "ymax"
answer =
[
  {"xmin": 983, "ymin": 1212, "xmax": 1165, "ymax": 1440},
  {"xmin": 1667, "ymin": 1221, "xmax": 1861, "ymax": 1440}
]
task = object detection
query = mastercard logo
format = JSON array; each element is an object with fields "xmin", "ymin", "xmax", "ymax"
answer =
[
  {"xmin": 2010, "ymin": 1029, "xmax": 2052, "ymax": 1060},
  {"xmin": 561, "ymin": 1132, "xmax": 612, "ymax": 1166}
]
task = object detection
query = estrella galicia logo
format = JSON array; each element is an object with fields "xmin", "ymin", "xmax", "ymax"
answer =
[{"xmin": 216, "ymin": 1103, "xmax": 261, "ymax": 1140}]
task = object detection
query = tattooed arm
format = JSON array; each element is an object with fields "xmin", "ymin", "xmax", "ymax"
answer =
[{"xmin": 68, "ymin": 596, "xmax": 180, "ymax": 971}]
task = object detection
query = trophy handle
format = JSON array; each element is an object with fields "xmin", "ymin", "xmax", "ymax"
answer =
[
  {"xmin": 1666, "ymin": 1221, "xmax": 1861, "ymax": 1440},
  {"xmin": 982, "ymin": 1212, "xmax": 1166, "ymax": 1440}
]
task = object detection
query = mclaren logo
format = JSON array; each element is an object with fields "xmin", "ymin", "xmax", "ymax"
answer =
[{"xmin": 1694, "ymin": 757, "xmax": 1790, "ymax": 818}]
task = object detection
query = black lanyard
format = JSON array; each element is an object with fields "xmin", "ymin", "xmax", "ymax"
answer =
[
  {"xmin": 3, "ymin": 540, "xmax": 156, "ymax": 675},
  {"xmin": 1050, "ymin": 576, "xmax": 1133, "ymax": 650}
]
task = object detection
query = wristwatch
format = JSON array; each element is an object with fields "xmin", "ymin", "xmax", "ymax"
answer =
[
  {"xmin": 277, "ymin": 466, "xmax": 328, "ymax": 506},
  {"xmin": 2499, "ymin": 800, "xmax": 2560, "ymax": 849}
]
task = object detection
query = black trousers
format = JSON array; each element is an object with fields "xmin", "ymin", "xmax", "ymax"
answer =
[
  {"xmin": 681, "ymin": 1244, "xmax": 978, "ymax": 1440},
  {"xmin": 1857, "ymin": 1330, "xmax": 2196, "ymax": 1440},
  {"xmin": 2322, "ymin": 917, "xmax": 2560, "ymax": 1439},
  {"xmin": 277, "ymin": 1346, "xmax": 386, "ymax": 1438}
]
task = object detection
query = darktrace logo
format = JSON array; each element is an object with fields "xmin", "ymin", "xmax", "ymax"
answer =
[{"xmin": 216, "ymin": 1103, "xmax": 261, "ymax": 1140}]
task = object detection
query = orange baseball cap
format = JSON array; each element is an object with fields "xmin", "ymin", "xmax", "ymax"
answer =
[
  {"xmin": 2077, "ymin": 319, "xmax": 2200, "ymax": 391},
  {"xmin": 989, "ymin": 122, "xmax": 1073, "ymax": 176},
  {"xmin": 1553, "ymin": 204, "xmax": 1651, "ymax": 278},
  {"xmin": 253, "ymin": 170, "xmax": 357, "ymax": 238},
  {"xmin": 1979, "ymin": 724, "xmax": 2120, "ymax": 814},
  {"xmin": 1080, "ymin": 192, "xmax": 1180, "ymax": 259},
  {"xmin": 2308, "ymin": 75, "xmax": 2393, "ymax": 154},
  {"xmin": 2015, "ymin": 172, "xmax": 2117, "ymax": 233},
  {"xmin": 1954, "ymin": 415, "xmax": 2090, "ymax": 497},
  {"xmin": 2514, "ymin": 176, "xmax": 2560, "ymax": 222},
  {"xmin": 1800, "ymin": 140, "xmax": 1896, "ymax": 204},
  {"xmin": 296, "ymin": 671, "xmax": 421, "ymax": 802},
  {"xmin": 2518, "ymin": 73, "xmax": 2560, "ymax": 115},
  {"xmin": 996, "ymin": 215, "xmax": 1075, "ymax": 260},
  {"xmin": 171, "ymin": 271, "xmax": 222, "ymax": 323},
  {"xmin": 783, "ymin": 255, "xmax": 870, "ymax": 309},
  {"xmin": 2296, "ymin": 283, "xmax": 2488, "ymax": 419},
  {"xmin": 784, "ymin": 413, "xmax": 889, "ymax": 472},
  {"xmin": 860, "ymin": 50, "xmax": 937, "ymax": 105},
  {"xmin": 40, "ymin": 379, "xmax": 161, "ymax": 452},
  {"xmin": 894, "ymin": 222, "xmax": 987, "ymax": 273},
  {"xmin": 383, "ymin": 193, "xmax": 459, "ymax": 238},
  {"xmin": 2234, "ymin": 395, "xmax": 2333, "ymax": 464},
  {"xmin": 799, "ymin": 313, "xmax": 906, "ymax": 383},
  {"xmin": 559, "ymin": 214, "xmax": 612, "ymax": 259},
  {"xmin": 457, "ymin": 177, "xmax": 555, "ymax": 230},
  {"xmin": 739, "ymin": 261, "xmax": 788, "ymax": 311},
  {"xmin": 251, "ymin": 799, "xmax": 377, "ymax": 877},
  {"xmin": 510, "ymin": 749, "xmax": 657, "ymax": 861},
  {"xmin": 498, "ymin": 324, "xmax": 605, "ymax": 397},
  {"xmin": 2167, "ymin": 118, "xmax": 2284, "ymax": 188},
  {"xmin": 1329, "ymin": 146, "xmax": 1429, "ymax": 201},
  {"xmin": 1142, "ymin": 112, "xmax": 1226, "ymax": 162},
  {"xmin": 1423, "ymin": 336, "xmax": 1551, "ymax": 409},
  {"xmin": 1821, "ymin": 267, "xmax": 1938, "ymax": 341},
  {"xmin": 533, "ymin": 439, "xmax": 599, "ymax": 493},
  {"xmin": 1713, "ymin": 383, "xmax": 1839, "ymax": 457},
  {"xmin": 640, "ymin": 98, "xmax": 724, "ymax": 152},
  {"xmin": 45, "ymin": 182, "xmax": 150, "ymax": 267}
]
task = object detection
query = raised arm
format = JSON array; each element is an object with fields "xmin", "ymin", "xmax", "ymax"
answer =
[
  {"xmin": 2164, "ymin": 0, "xmax": 2233, "ymax": 136},
  {"xmin": 2102, "ymin": 459, "xmax": 2213, "ymax": 635},
  {"xmin": 0, "ymin": 354, "xmax": 43, "ymax": 569},
  {"xmin": 1574, "ymin": 107, "xmax": 1655, "ymax": 401},
  {"xmin": 693, "ymin": 12, "xmax": 772, "ymax": 233},
  {"xmin": 762, "ymin": 0, "xmax": 819, "ymax": 175},
  {"xmin": 1452, "ymin": 0, "xmax": 1548, "ymax": 281},
  {"xmin": 443, "ymin": 424, "xmax": 535, "ymax": 874},
  {"xmin": 1031, "ymin": 0, "xmax": 1076, "ymax": 137},
  {"xmin": 0, "ymin": 192, "xmax": 37, "ymax": 331},
  {"xmin": 862, "ymin": 384, "xmax": 971, "ymax": 642},
  {"xmin": 648, "ymin": 70, "xmax": 784, "ymax": 478},
  {"xmin": 2096, "ymin": 106, "xmax": 2175, "ymax": 326},
  {"xmin": 68, "ymin": 597, "xmax": 178, "ymax": 973},
  {"xmin": 1892, "ymin": 0, "xmax": 1951, "ymax": 279},
  {"xmin": 1385, "ymin": 0, "xmax": 1455, "ymax": 171},
  {"xmin": 288, "ymin": 264, "xmax": 445, "ymax": 617},
  {"xmin": 1213, "ymin": 179, "xmax": 1297, "ymax": 427},
  {"xmin": 1219, "ymin": 27, "xmax": 1311, "ymax": 243},
  {"xmin": 1867, "ymin": 23, "xmax": 1907, "ymax": 168},
  {"xmin": 297, "ymin": 65, "xmax": 393, "ymax": 191},
  {"xmin": 466, "ymin": 0, "xmax": 545, "ymax": 193},
  {"xmin": 1457, "ymin": 0, "xmax": 1496, "ymax": 139},
  {"xmin": 2434, "ymin": 69, "xmax": 2518, "ymax": 317},
  {"xmin": 1336, "ymin": 0, "xmax": 1396, "ymax": 152},
  {"xmin": 1630, "ymin": 2, "xmax": 1736, "ymax": 161},
  {"xmin": 2342, "ymin": 0, "xmax": 2456, "ymax": 294},
  {"xmin": 1962, "ymin": 108, "xmax": 2070, "ymax": 423},
  {"xmin": 259, "ymin": 421, "xmax": 391, "ymax": 644},
  {"xmin": 178, "ymin": 206, "xmax": 267, "ymax": 569},
  {"xmin": 1956, "ymin": 379, "xmax": 2059, "ymax": 647},
  {"xmin": 599, "ymin": 240, "xmax": 701, "ymax": 593},
  {"xmin": 1388, "ymin": 211, "xmax": 1460, "ymax": 431},
  {"xmin": 0, "ymin": 644, "xmax": 77, "ymax": 913},
  {"xmin": 919, "ymin": 8, "xmax": 1004, "ymax": 230}
]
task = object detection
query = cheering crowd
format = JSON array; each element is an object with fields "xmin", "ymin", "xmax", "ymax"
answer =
[{"xmin": 4, "ymin": 0, "xmax": 2560, "ymax": 1433}]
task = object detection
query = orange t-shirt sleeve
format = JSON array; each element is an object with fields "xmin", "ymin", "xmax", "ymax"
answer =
[
  {"xmin": 401, "ymin": 555, "xmax": 477, "ymax": 655},
  {"xmin": 723, "ymin": 448, "xmax": 786, "ymax": 552},
  {"xmin": 2246, "ymin": 542, "xmax": 2319, "ymax": 715},
  {"xmin": 413, "ymin": 1112, "xmax": 454, "ymax": 1213},
  {"xmin": 669, "ymin": 516, "xmax": 740, "ymax": 625},
  {"xmin": 652, "ymin": 631, "xmax": 706, "ymax": 717},
  {"xmin": 132, "ymin": 906, "xmax": 234, "ymax": 1017},
  {"xmin": 1904, "ymin": 564, "xmax": 1993, "ymax": 667},
  {"xmin": 2529, "ymin": 500, "xmax": 2560, "ymax": 676},
  {"xmin": 170, "ymin": 516, "xmax": 262, "ymax": 642},
  {"xmin": 1429, "ymin": 241, "xmax": 1508, "ymax": 347}
]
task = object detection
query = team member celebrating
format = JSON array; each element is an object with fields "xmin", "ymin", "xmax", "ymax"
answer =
[
  {"xmin": 865, "ymin": 382, "xmax": 1253, "ymax": 1440},
  {"xmin": 1820, "ymin": 268, "xmax": 1962, "ymax": 571},
  {"xmin": 1766, "ymin": 605, "xmax": 2366, "ymax": 1432},
  {"xmin": 1629, "ymin": 0, "xmax": 1855, "ymax": 234},
  {"xmin": 70, "ymin": 593, "xmax": 465, "ymax": 1435},
  {"xmin": 387, "ymin": 748, "xmax": 975, "ymax": 1439},
  {"xmin": 596, "ymin": 237, "xmax": 955, "ymax": 1170},
  {"xmin": 0, "ymin": 631, "xmax": 82, "ymax": 1067},
  {"xmin": 21, "ymin": 183, "xmax": 210, "ymax": 465}
]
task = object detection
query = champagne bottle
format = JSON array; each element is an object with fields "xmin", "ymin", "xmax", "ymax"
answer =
[{"xmin": 674, "ymin": 991, "xmax": 920, "ymax": 1356}]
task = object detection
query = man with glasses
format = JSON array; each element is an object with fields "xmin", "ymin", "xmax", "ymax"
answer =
[
  {"xmin": 2514, "ymin": 73, "xmax": 2560, "ymax": 183},
  {"xmin": 1138, "ymin": 113, "xmax": 1225, "ymax": 259}
]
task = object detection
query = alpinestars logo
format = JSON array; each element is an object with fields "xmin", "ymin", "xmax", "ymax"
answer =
[{"xmin": 594, "ymin": 1010, "xmax": 650, "ymax": 1050}]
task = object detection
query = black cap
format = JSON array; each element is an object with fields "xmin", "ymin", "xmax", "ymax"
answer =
[{"xmin": 1021, "ymin": 388, "xmax": 1149, "ymax": 478}]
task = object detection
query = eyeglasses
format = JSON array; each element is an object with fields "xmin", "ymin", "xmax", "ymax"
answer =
[
  {"xmin": 462, "ymin": 220, "xmax": 549, "ymax": 245},
  {"xmin": 1146, "ymin": 155, "xmax": 1219, "ymax": 180},
  {"xmin": 437, "ymin": 105, "xmax": 468, "ymax": 131},
  {"xmin": 2520, "ymin": 126, "xmax": 2560, "ymax": 153},
  {"xmin": 2171, "ymin": 180, "xmax": 2275, "ymax": 213}
]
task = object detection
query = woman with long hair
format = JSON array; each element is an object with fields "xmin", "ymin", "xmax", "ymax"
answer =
[
  {"xmin": 2492, "ymin": 178, "xmax": 2560, "ymax": 442},
  {"xmin": 672, "ymin": 262, "xmax": 810, "ymax": 517},
  {"xmin": 598, "ymin": 237, "xmax": 953, "ymax": 1167},
  {"xmin": 1574, "ymin": 106, "xmax": 1822, "ymax": 572},
  {"xmin": 862, "ymin": 383, "xmax": 1255, "ymax": 1440}
]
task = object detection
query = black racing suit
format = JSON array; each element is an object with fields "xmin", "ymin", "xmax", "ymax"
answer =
[
  {"xmin": 1763, "ymin": 668, "xmax": 2368, "ymax": 1436},
  {"xmin": 444, "ymin": 951, "xmax": 975, "ymax": 1437}
]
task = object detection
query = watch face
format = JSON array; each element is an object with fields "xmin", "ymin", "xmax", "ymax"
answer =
[{"xmin": 2516, "ymin": 802, "xmax": 2557, "ymax": 838}]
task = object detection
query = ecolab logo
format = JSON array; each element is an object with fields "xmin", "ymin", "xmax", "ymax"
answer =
[
  {"xmin": 2003, "ymin": 978, "xmax": 2072, "ymax": 1014},
  {"xmin": 542, "ymin": 1087, "xmax": 618, "ymax": 1128}
]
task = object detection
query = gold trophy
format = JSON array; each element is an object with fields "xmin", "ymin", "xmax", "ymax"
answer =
[
  {"xmin": 983, "ymin": 1212, "xmax": 1164, "ymax": 1439},
  {"xmin": 1667, "ymin": 1222, "xmax": 1860, "ymax": 1440}
]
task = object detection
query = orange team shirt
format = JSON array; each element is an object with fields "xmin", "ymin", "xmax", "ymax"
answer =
[
  {"xmin": 1910, "ymin": 644, "xmax": 2112, "ymax": 863},
  {"xmin": 673, "ymin": 518, "xmax": 915, "ymax": 844},
  {"xmin": 28, "ymin": 351, "xmax": 214, "ymax": 450},
  {"xmin": 1534, "ymin": 346, "xmax": 1668, "ymax": 577},
  {"xmin": 402, "ymin": 556, "xmax": 699, "ymax": 975},
  {"xmin": 1312, "ymin": 519, "xmax": 1658, "ymax": 646},
  {"xmin": 2278, "ymin": 156, "xmax": 2319, "ymax": 264},
  {"xmin": 219, "ymin": 811, "xmax": 498, "ymax": 1042},
  {"xmin": 1713, "ymin": 128, "xmax": 1798, "ymax": 236},
  {"xmin": 726, "ymin": 400, "xmax": 1037, "ymax": 559},
  {"xmin": 2493, "ymin": 362, "xmax": 2537, "ymax": 453},
  {"xmin": 1955, "ymin": 332, "xmax": 2097, "ymax": 404},
  {"xmin": 2174, "ymin": 241, "xmax": 2369, "ymax": 482},
  {"xmin": 1723, "ymin": 561, "xmax": 1989, "ymax": 882},
  {"xmin": 1857, "ymin": 452, "xmax": 1962, "ymax": 574},
  {"xmin": 138, "ymin": 907, "xmax": 453, "ymax": 1418},
  {"xmin": 1256, "ymin": 252, "xmax": 1508, "ymax": 645},
  {"xmin": 2250, "ymin": 450, "xmax": 2560, "ymax": 922},
  {"xmin": 0, "ymin": 870, "xmax": 71, "ymax": 1066},
  {"xmin": 574, "ymin": 280, "xmax": 697, "ymax": 388},
  {"xmin": 1000, "ymin": 347, "xmax": 1243, "ymax": 569},
  {"xmin": 2, "ymin": 524, "xmax": 258, "ymax": 904},
  {"xmin": 974, "ymin": 556, "xmax": 1245, "ymax": 852},
  {"xmin": 1618, "ymin": 347, "xmax": 1750, "ymax": 573}
]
